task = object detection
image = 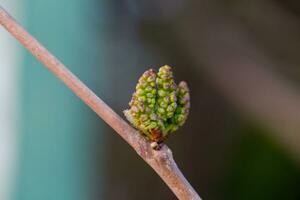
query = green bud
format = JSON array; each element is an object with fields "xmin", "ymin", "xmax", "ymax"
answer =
[
  {"xmin": 131, "ymin": 106, "xmax": 139, "ymax": 113},
  {"xmin": 160, "ymin": 101, "xmax": 167, "ymax": 108},
  {"xmin": 156, "ymin": 78, "xmax": 163, "ymax": 85},
  {"xmin": 147, "ymin": 76, "xmax": 155, "ymax": 82},
  {"xmin": 145, "ymin": 86, "xmax": 152, "ymax": 92},
  {"xmin": 163, "ymin": 96, "xmax": 170, "ymax": 104},
  {"xmin": 158, "ymin": 108, "xmax": 165, "ymax": 114},
  {"xmin": 140, "ymin": 114, "xmax": 148, "ymax": 121},
  {"xmin": 167, "ymin": 105, "xmax": 174, "ymax": 112},
  {"xmin": 158, "ymin": 90, "xmax": 166, "ymax": 97},
  {"xmin": 124, "ymin": 66, "xmax": 190, "ymax": 143},
  {"xmin": 173, "ymin": 81, "xmax": 190, "ymax": 126},
  {"xmin": 145, "ymin": 107, "xmax": 151, "ymax": 113},
  {"xmin": 136, "ymin": 89, "xmax": 144, "ymax": 95},
  {"xmin": 146, "ymin": 93, "xmax": 154, "ymax": 98},
  {"xmin": 163, "ymin": 83, "xmax": 170, "ymax": 89},
  {"xmin": 170, "ymin": 92, "xmax": 177, "ymax": 102},
  {"xmin": 167, "ymin": 112, "xmax": 174, "ymax": 118},
  {"xmin": 138, "ymin": 96, "xmax": 146, "ymax": 102},
  {"xmin": 144, "ymin": 120, "xmax": 151, "ymax": 126},
  {"xmin": 148, "ymin": 122, "xmax": 157, "ymax": 129},
  {"xmin": 150, "ymin": 113, "xmax": 157, "ymax": 120}
]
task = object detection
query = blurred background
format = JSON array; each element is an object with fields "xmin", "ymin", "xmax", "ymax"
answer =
[{"xmin": 1, "ymin": 0, "xmax": 300, "ymax": 199}]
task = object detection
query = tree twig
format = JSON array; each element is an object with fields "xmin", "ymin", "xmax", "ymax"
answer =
[{"xmin": 0, "ymin": 6, "xmax": 201, "ymax": 200}]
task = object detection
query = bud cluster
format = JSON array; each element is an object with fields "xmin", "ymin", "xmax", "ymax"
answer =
[
  {"xmin": 124, "ymin": 66, "xmax": 190, "ymax": 142},
  {"xmin": 166, "ymin": 81, "xmax": 190, "ymax": 133},
  {"xmin": 156, "ymin": 65, "xmax": 177, "ymax": 121}
]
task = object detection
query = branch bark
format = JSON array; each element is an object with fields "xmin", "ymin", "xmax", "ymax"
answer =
[{"xmin": 0, "ymin": 6, "xmax": 201, "ymax": 200}]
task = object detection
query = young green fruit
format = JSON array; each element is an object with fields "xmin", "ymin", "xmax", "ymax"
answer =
[{"xmin": 124, "ymin": 65, "xmax": 190, "ymax": 143}]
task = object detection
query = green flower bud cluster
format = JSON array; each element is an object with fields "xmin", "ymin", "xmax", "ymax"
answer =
[
  {"xmin": 165, "ymin": 81, "xmax": 190, "ymax": 133},
  {"xmin": 124, "ymin": 65, "xmax": 190, "ymax": 142},
  {"xmin": 156, "ymin": 65, "xmax": 177, "ymax": 121}
]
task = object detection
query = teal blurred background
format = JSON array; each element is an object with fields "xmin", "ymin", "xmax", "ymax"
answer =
[{"xmin": 1, "ymin": 0, "xmax": 300, "ymax": 199}]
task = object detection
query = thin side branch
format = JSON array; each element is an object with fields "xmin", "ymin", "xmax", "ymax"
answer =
[{"xmin": 0, "ymin": 6, "xmax": 201, "ymax": 200}]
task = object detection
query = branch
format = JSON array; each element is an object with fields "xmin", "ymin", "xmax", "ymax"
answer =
[{"xmin": 0, "ymin": 6, "xmax": 201, "ymax": 200}]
